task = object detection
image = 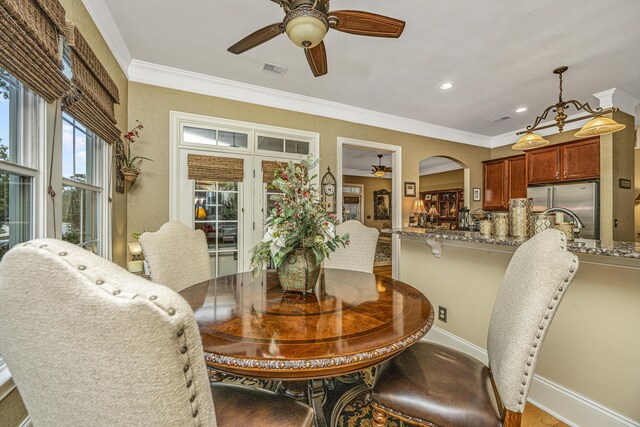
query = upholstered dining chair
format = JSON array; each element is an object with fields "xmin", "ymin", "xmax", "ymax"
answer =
[
  {"xmin": 0, "ymin": 239, "xmax": 314, "ymax": 427},
  {"xmin": 370, "ymin": 229, "xmax": 579, "ymax": 427},
  {"xmin": 139, "ymin": 221, "xmax": 212, "ymax": 292},
  {"xmin": 324, "ymin": 220, "xmax": 379, "ymax": 273}
]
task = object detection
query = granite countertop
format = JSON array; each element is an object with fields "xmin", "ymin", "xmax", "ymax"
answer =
[{"xmin": 383, "ymin": 228, "xmax": 640, "ymax": 260}]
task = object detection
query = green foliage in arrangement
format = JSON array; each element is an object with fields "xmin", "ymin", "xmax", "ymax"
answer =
[{"xmin": 250, "ymin": 155, "xmax": 349, "ymax": 275}]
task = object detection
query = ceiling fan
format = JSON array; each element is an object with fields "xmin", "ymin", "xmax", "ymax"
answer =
[
  {"xmin": 227, "ymin": 0, "xmax": 406, "ymax": 77},
  {"xmin": 372, "ymin": 154, "xmax": 392, "ymax": 177}
]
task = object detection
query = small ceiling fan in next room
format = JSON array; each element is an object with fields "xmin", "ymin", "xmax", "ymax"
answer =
[
  {"xmin": 227, "ymin": 0, "xmax": 405, "ymax": 77},
  {"xmin": 372, "ymin": 154, "xmax": 392, "ymax": 178}
]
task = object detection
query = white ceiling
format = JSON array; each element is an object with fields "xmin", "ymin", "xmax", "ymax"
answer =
[
  {"xmin": 342, "ymin": 146, "xmax": 391, "ymax": 178},
  {"xmin": 96, "ymin": 0, "xmax": 640, "ymax": 137}
]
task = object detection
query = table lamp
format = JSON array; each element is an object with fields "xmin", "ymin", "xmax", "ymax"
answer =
[
  {"xmin": 411, "ymin": 199, "xmax": 427, "ymax": 226},
  {"xmin": 127, "ymin": 242, "xmax": 144, "ymax": 274},
  {"xmin": 427, "ymin": 205, "xmax": 439, "ymax": 224}
]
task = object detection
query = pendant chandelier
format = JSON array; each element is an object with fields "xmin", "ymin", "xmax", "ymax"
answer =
[{"xmin": 512, "ymin": 66, "xmax": 626, "ymax": 151}]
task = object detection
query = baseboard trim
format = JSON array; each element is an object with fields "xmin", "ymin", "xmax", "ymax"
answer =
[
  {"xmin": 18, "ymin": 416, "xmax": 32, "ymax": 427},
  {"xmin": 422, "ymin": 326, "xmax": 639, "ymax": 427}
]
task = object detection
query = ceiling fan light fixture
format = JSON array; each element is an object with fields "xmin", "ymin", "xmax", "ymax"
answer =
[
  {"xmin": 574, "ymin": 116, "xmax": 626, "ymax": 138},
  {"xmin": 373, "ymin": 169, "xmax": 387, "ymax": 178},
  {"xmin": 284, "ymin": 8, "xmax": 328, "ymax": 48},
  {"xmin": 512, "ymin": 132, "xmax": 550, "ymax": 151}
]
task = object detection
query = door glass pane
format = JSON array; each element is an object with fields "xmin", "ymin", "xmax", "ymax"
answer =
[
  {"xmin": 62, "ymin": 185, "xmax": 99, "ymax": 253},
  {"xmin": 184, "ymin": 126, "xmax": 216, "ymax": 145},
  {"xmin": 285, "ymin": 140, "xmax": 309, "ymax": 155},
  {"xmin": 218, "ymin": 131, "xmax": 248, "ymax": 148},
  {"xmin": 194, "ymin": 179, "xmax": 240, "ymax": 278},
  {"xmin": 257, "ymin": 136, "xmax": 284, "ymax": 152},
  {"xmin": 0, "ymin": 172, "xmax": 31, "ymax": 260}
]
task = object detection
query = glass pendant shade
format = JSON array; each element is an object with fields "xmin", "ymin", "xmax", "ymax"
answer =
[
  {"xmin": 512, "ymin": 133, "xmax": 550, "ymax": 151},
  {"xmin": 574, "ymin": 116, "xmax": 626, "ymax": 138},
  {"xmin": 285, "ymin": 16, "xmax": 328, "ymax": 48},
  {"xmin": 373, "ymin": 169, "xmax": 386, "ymax": 178}
]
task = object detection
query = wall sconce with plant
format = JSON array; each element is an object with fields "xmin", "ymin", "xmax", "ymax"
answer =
[{"xmin": 117, "ymin": 120, "xmax": 152, "ymax": 185}]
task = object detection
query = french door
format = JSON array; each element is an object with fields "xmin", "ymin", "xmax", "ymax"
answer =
[{"xmin": 178, "ymin": 150, "xmax": 253, "ymax": 277}]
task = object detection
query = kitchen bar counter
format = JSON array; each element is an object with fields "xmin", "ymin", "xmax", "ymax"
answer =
[{"xmin": 385, "ymin": 228, "xmax": 640, "ymax": 265}]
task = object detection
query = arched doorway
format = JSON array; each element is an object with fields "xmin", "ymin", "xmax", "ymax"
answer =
[{"xmin": 417, "ymin": 156, "xmax": 470, "ymax": 230}]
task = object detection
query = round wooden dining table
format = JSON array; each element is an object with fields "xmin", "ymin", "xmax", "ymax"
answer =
[{"xmin": 179, "ymin": 268, "xmax": 433, "ymax": 427}]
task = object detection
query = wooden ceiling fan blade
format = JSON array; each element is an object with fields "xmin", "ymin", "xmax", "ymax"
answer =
[
  {"xmin": 329, "ymin": 11, "xmax": 405, "ymax": 38},
  {"xmin": 228, "ymin": 23, "xmax": 283, "ymax": 54},
  {"xmin": 305, "ymin": 41, "xmax": 328, "ymax": 77}
]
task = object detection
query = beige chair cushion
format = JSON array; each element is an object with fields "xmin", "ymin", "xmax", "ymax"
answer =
[
  {"xmin": 323, "ymin": 220, "xmax": 379, "ymax": 273},
  {"xmin": 487, "ymin": 228, "xmax": 579, "ymax": 413},
  {"xmin": 0, "ymin": 239, "xmax": 216, "ymax": 426},
  {"xmin": 139, "ymin": 221, "xmax": 212, "ymax": 292}
]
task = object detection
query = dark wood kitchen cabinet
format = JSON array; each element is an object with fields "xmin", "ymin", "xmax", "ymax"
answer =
[
  {"xmin": 526, "ymin": 137, "xmax": 599, "ymax": 184},
  {"xmin": 482, "ymin": 155, "xmax": 526, "ymax": 211}
]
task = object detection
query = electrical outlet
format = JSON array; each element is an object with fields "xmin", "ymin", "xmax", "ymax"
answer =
[{"xmin": 438, "ymin": 306, "xmax": 447, "ymax": 323}]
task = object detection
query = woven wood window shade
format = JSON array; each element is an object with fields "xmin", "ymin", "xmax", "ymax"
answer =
[
  {"xmin": 262, "ymin": 160, "xmax": 287, "ymax": 184},
  {"xmin": 344, "ymin": 196, "xmax": 360, "ymax": 204},
  {"xmin": 0, "ymin": 0, "xmax": 69, "ymax": 102},
  {"xmin": 188, "ymin": 155, "xmax": 244, "ymax": 182},
  {"xmin": 63, "ymin": 22, "xmax": 120, "ymax": 144}
]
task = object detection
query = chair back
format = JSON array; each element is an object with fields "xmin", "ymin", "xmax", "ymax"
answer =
[
  {"xmin": 323, "ymin": 220, "xmax": 379, "ymax": 273},
  {"xmin": 0, "ymin": 239, "xmax": 216, "ymax": 426},
  {"xmin": 139, "ymin": 221, "xmax": 211, "ymax": 292},
  {"xmin": 487, "ymin": 229, "xmax": 578, "ymax": 414}
]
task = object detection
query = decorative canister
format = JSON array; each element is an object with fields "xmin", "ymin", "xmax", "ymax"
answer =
[
  {"xmin": 509, "ymin": 198, "xmax": 532, "ymax": 238},
  {"xmin": 532, "ymin": 213, "xmax": 556, "ymax": 235},
  {"xmin": 479, "ymin": 220, "xmax": 493, "ymax": 236},
  {"xmin": 555, "ymin": 222, "xmax": 575, "ymax": 241},
  {"xmin": 277, "ymin": 248, "xmax": 320, "ymax": 294},
  {"xmin": 492, "ymin": 212, "xmax": 509, "ymax": 237}
]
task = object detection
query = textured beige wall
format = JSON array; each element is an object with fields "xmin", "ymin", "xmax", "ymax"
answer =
[
  {"xmin": 400, "ymin": 239, "xmax": 640, "ymax": 421},
  {"xmin": 610, "ymin": 112, "xmax": 636, "ymax": 241},
  {"xmin": 419, "ymin": 169, "xmax": 464, "ymax": 192},
  {"xmin": 635, "ymin": 138, "xmax": 640, "ymax": 242},
  {"xmin": 127, "ymin": 82, "xmax": 490, "ymax": 238},
  {"xmin": 60, "ymin": 0, "xmax": 128, "ymax": 267},
  {"xmin": 343, "ymin": 176, "xmax": 392, "ymax": 229}
]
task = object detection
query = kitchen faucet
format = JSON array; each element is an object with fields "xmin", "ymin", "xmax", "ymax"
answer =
[{"xmin": 542, "ymin": 207, "xmax": 585, "ymax": 230}]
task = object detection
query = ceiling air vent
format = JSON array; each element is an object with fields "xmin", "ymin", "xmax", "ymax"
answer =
[
  {"xmin": 491, "ymin": 115, "xmax": 513, "ymax": 123},
  {"xmin": 262, "ymin": 63, "xmax": 287, "ymax": 76}
]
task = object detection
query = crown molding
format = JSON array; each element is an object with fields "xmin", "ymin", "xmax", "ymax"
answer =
[
  {"xmin": 128, "ymin": 60, "xmax": 493, "ymax": 148},
  {"xmin": 81, "ymin": 0, "xmax": 132, "ymax": 77},
  {"xmin": 594, "ymin": 88, "xmax": 640, "ymax": 117}
]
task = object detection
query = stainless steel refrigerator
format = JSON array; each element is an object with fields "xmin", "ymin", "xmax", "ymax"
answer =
[{"xmin": 527, "ymin": 182, "xmax": 599, "ymax": 239}]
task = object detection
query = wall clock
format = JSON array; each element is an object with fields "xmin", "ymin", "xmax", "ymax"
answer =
[{"xmin": 321, "ymin": 167, "xmax": 337, "ymax": 214}]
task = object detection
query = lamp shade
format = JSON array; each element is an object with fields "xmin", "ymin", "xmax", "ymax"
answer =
[
  {"xmin": 427, "ymin": 206, "xmax": 439, "ymax": 217},
  {"xmin": 128, "ymin": 242, "xmax": 143, "ymax": 256},
  {"xmin": 285, "ymin": 14, "xmax": 328, "ymax": 48},
  {"xmin": 512, "ymin": 133, "xmax": 550, "ymax": 151},
  {"xmin": 412, "ymin": 199, "xmax": 427, "ymax": 213},
  {"xmin": 574, "ymin": 116, "xmax": 626, "ymax": 138},
  {"xmin": 373, "ymin": 169, "xmax": 387, "ymax": 178}
]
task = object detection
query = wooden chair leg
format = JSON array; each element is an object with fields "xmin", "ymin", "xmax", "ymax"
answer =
[
  {"xmin": 207, "ymin": 368, "xmax": 224, "ymax": 383},
  {"xmin": 372, "ymin": 405, "xmax": 388, "ymax": 427}
]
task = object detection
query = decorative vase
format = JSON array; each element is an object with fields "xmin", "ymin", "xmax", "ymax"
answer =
[
  {"xmin": 277, "ymin": 248, "xmax": 320, "ymax": 294},
  {"xmin": 121, "ymin": 167, "xmax": 140, "ymax": 183},
  {"xmin": 555, "ymin": 222, "xmax": 575, "ymax": 241},
  {"xmin": 492, "ymin": 212, "xmax": 509, "ymax": 237},
  {"xmin": 479, "ymin": 220, "xmax": 493, "ymax": 236},
  {"xmin": 509, "ymin": 198, "xmax": 532, "ymax": 238},
  {"xmin": 532, "ymin": 213, "xmax": 556, "ymax": 235}
]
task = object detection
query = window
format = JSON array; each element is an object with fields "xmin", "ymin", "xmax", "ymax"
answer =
[
  {"xmin": 257, "ymin": 135, "xmax": 310, "ymax": 155},
  {"xmin": 183, "ymin": 126, "xmax": 248, "ymax": 148},
  {"xmin": 62, "ymin": 113, "xmax": 105, "ymax": 255},
  {"xmin": 0, "ymin": 70, "xmax": 39, "ymax": 261}
]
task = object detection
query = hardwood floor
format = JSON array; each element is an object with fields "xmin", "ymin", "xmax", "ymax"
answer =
[{"xmin": 373, "ymin": 265, "xmax": 568, "ymax": 427}]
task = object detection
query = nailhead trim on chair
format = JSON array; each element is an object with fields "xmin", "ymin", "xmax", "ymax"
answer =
[
  {"xmin": 515, "ymin": 234, "xmax": 578, "ymax": 409},
  {"xmin": 21, "ymin": 242, "xmax": 204, "ymax": 426}
]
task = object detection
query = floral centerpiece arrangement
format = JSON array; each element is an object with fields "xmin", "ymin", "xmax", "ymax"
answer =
[
  {"xmin": 250, "ymin": 155, "xmax": 349, "ymax": 293},
  {"xmin": 117, "ymin": 120, "xmax": 152, "ymax": 183}
]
